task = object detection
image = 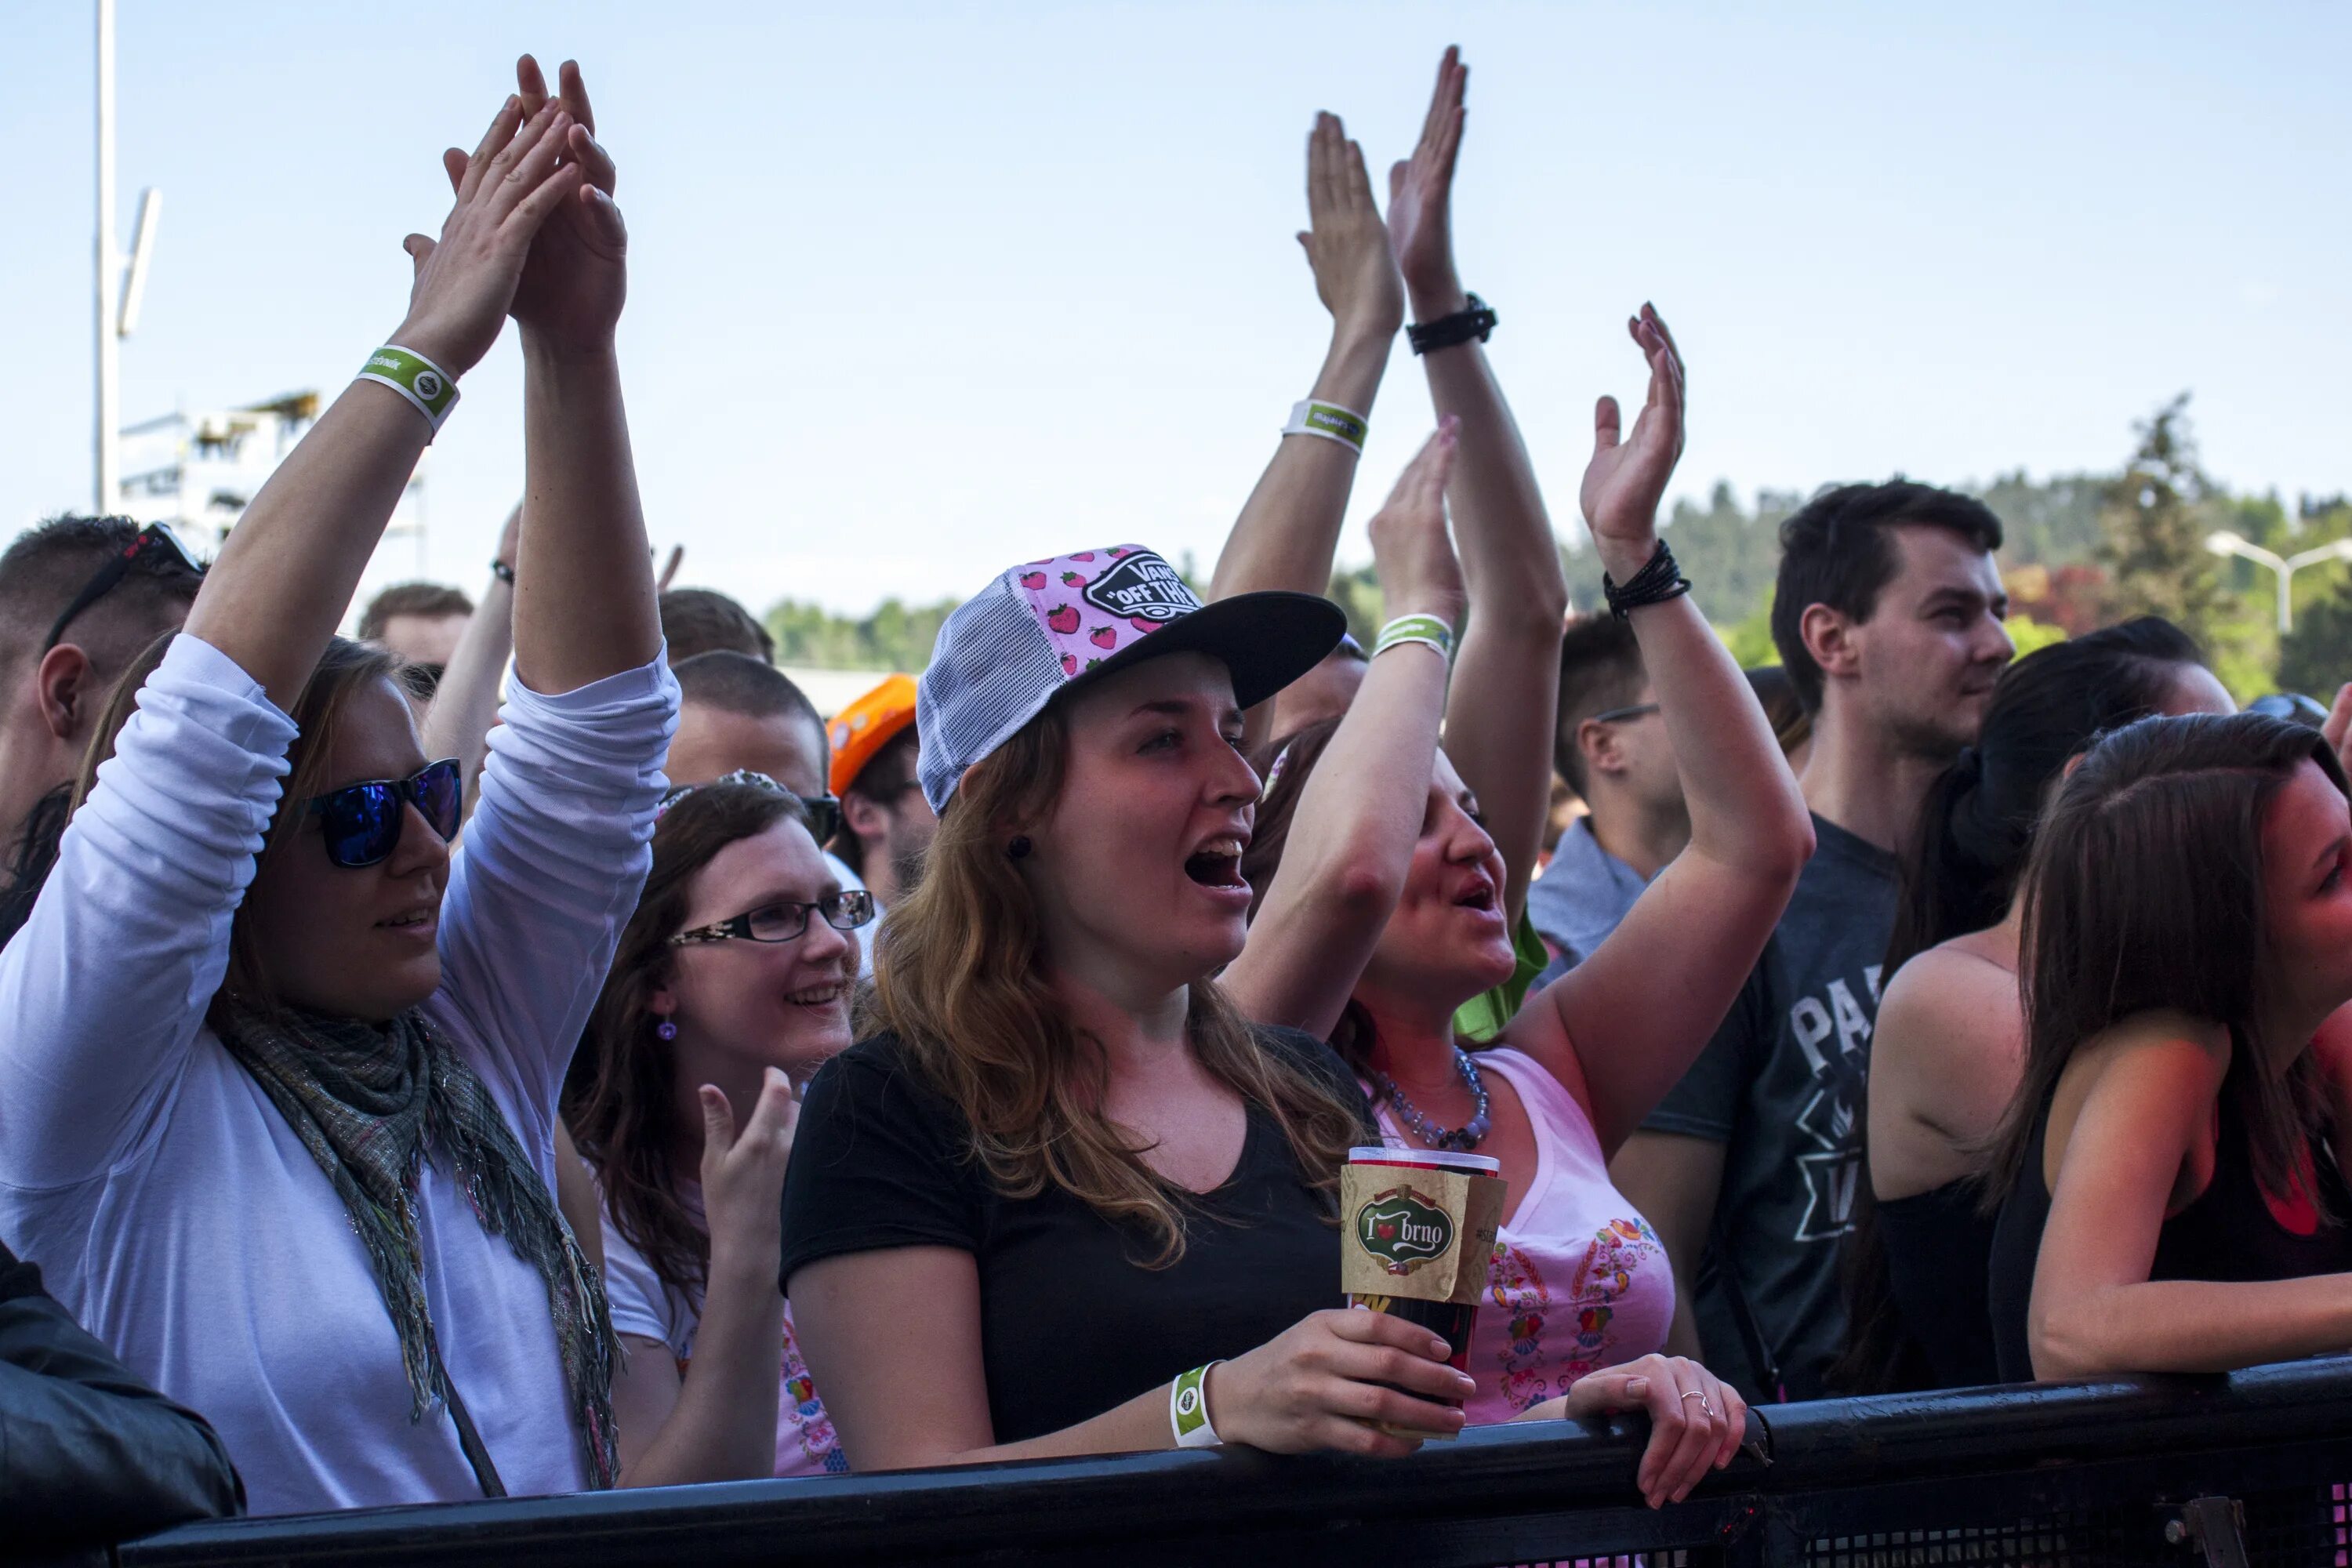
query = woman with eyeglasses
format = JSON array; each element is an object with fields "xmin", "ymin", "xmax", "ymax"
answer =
[
  {"xmin": 0, "ymin": 64, "xmax": 673, "ymax": 1514},
  {"xmin": 566, "ymin": 775, "xmax": 871, "ymax": 1482}
]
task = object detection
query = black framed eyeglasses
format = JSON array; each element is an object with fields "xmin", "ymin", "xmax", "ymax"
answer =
[
  {"xmin": 44, "ymin": 524, "xmax": 207, "ymax": 654},
  {"xmin": 658, "ymin": 769, "xmax": 842, "ymax": 844},
  {"xmin": 669, "ymin": 888, "xmax": 876, "ymax": 948},
  {"xmin": 296, "ymin": 759, "xmax": 465, "ymax": 869},
  {"xmin": 1590, "ymin": 702, "xmax": 1662, "ymax": 724}
]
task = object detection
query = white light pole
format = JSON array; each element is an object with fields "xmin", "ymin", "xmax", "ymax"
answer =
[
  {"xmin": 2205, "ymin": 531, "xmax": 2352, "ymax": 635},
  {"xmin": 93, "ymin": 0, "xmax": 162, "ymax": 516}
]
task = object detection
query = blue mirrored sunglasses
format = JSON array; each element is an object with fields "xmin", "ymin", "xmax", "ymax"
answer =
[{"xmin": 296, "ymin": 758, "xmax": 464, "ymax": 869}]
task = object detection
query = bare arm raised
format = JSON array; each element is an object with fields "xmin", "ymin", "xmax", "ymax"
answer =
[
  {"xmin": 1222, "ymin": 424, "xmax": 1463, "ymax": 1036},
  {"xmin": 1209, "ymin": 112, "xmax": 1403, "ymax": 746},
  {"xmin": 186, "ymin": 99, "xmax": 583, "ymax": 707},
  {"xmin": 1387, "ymin": 47, "xmax": 1567, "ymax": 924},
  {"xmin": 1503, "ymin": 310, "xmax": 1813, "ymax": 1154}
]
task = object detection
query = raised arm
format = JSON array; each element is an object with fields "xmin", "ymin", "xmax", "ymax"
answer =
[
  {"xmin": 1387, "ymin": 47, "xmax": 1567, "ymax": 924},
  {"xmin": 1504, "ymin": 310, "xmax": 1813, "ymax": 1153},
  {"xmin": 0, "ymin": 100, "xmax": 580, "ymax": 1189},
  {"xmin": 187, "ymin": 99, "xmax": 581, "ymax": 709},
  {"xmin": 1223, "ymin": 425, "xmax": 1462, "ymax": 1036},
  {"xmin": 420, "ymin": 502, "xmax": 519, "ymax": 809},
  {"xmin": 504, "ymin": 56, "xmax": 661, "ymax": 694},
  {"xmin": 1209, "ymin": 112, "xmax": 1402, "ymax": 750}
]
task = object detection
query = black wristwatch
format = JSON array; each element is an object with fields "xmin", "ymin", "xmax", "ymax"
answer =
[{"xmin": 1407, "ymin": 292, "xmax": 1498, "ymax": 356}]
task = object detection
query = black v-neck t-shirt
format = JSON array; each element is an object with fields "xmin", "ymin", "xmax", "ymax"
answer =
[{"xmin": 779, "ymin": 1028, "xmax": 1374, "ymax": 1445}]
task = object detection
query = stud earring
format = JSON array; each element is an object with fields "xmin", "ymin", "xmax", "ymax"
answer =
[
  {"xmin": 655, "ymin": 1019, "xmax": 677, "ymax": 1041},
  {"xmin": 1007, "ymin": 836, "xmax": 1033, "ymax": 860}
]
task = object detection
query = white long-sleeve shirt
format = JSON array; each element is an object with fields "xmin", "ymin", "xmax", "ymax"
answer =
[{"xmin": 0, "ymin": 633, "xmax": 678, "ymax": 1516}]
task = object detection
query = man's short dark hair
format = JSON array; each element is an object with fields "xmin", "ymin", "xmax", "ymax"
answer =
[
  {"xmin": 1769, "ymin": 481, "xmax": 2004, "ymax": 712},
  {"xmin": 662, "ymin": 588, "xmax": 775, "ymax": 664},
  {"xmin": 357, "ymin": 582, "xmax": 473, "ymax": 643},
  {"xmin": 1553, "ymin": 613, "xmax": 1648, "ymax": 797},
  {"xmin": 673, "ymin": 650, "xmax": 822, "ymax": 747},
  {"xmin": 0, "ymin": 515, "xmax": 201, "ymax": 683}
]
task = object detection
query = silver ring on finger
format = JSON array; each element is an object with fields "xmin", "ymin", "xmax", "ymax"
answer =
[{"xmin": 1678, "ymin": 1389, "xmax": 1717, "ymax": 1418}]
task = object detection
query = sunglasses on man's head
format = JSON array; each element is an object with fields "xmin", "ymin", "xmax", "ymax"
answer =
[
  {"xmin": 45, "ymin": 524, "xmax": 207, "ymax": 655},
  {"xmin": 296, "ymin": 759, "xmax": 464, "ymax": 869},
  {"xmin": 658, "ymin": 769, "xmax": 842, "ymax": 844}
]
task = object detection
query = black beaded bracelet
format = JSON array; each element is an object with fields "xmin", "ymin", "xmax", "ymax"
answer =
[
  {"xmin": 1602, "ymin": 539, "xmax": 1692, "ymax": 620},
  {"xmin": 1406, "ymin": 292, "xmax": 1498, "ymax": 355}
]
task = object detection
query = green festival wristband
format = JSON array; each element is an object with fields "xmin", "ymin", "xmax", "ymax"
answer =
[
  {"xmin": 357, "ymin": 345, "xmax": 460, "ymax": 435},
  {"xmin": 1170, "ymin": 1361, "xmax": 1223, "ymax": 1447},
  {"xmin": 1284, "ymin": 398, "xmax": 1368, "ymax": 454},
  {"xmin": 1374, "ymin": 612, "xmax": 1455, "ymax": 663}
]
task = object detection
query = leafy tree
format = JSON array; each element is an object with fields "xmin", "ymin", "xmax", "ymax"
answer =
[
  {"xmin": 2096, "ymin": 394, "xmax": 2234, "ymax": 648},
  {"xmin": 765, "ymin": 596, "xmax": 959, "ymax": 671},
  {"xmin": 2276, "ymin": 593, "xmax": 2352, "ymax": 700}
]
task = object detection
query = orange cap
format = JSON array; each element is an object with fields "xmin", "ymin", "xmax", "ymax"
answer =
[{"xmin": 828, "ymin": 673, "xmax": 919, "ymax": 797}]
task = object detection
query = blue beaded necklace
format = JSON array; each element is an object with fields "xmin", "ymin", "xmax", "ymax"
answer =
[{"xmin": 1370, "ymin": 1047, "xmax": 1492, "ymax": 1152}]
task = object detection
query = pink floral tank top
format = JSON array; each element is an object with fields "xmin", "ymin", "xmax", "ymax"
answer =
[{"xmin": 1370, "ymin": 1047, "xmax": 1675, "ymax": 1424}]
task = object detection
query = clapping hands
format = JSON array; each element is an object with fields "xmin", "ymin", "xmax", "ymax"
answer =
[
  {"xmin": 438, "ymin": 56, "xmax": 628, "ymax": 353},
  {"xmin": 395, "ymin": 98, "xmax": 589, "ymax": 378}
]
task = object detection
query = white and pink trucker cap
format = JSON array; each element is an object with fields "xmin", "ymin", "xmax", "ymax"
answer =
[{"xmin": 916, "ymin": 545, "xmax": 1345, "ymax": 814}]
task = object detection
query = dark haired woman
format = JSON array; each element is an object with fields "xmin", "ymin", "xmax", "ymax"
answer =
[
  {"xmin": 1842, "ymin": 620, "xmax": 2226, "ymax": 1391},
  {"xmin": 569, "ymin": 778, "xmax": 867, "ymax": 1480},
  {"xmin": 1984, "ymin": 712, "xmax": 2352, "ymax": 1381},
  {"xmin": 0, "ymin": 66, "xmax": 673, "ymax": 1513}
]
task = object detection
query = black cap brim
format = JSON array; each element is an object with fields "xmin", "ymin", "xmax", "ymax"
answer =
[{"xmin": 1058, "ymin": 590, "xmax": 1347, "ymax": 711}]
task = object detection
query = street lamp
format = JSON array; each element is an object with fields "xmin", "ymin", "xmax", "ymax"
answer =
[{"xmin": 2204, "ymin": 531, "xmax": 2352, "ymax": 635}]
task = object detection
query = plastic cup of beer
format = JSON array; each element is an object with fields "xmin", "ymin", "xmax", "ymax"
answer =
[{"xmin": 1341, "ymin": 1145, "xmax": 1507, "ymax": 1437}]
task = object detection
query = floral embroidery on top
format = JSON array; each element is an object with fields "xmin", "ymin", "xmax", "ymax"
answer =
[{"xmin": 1488, "ymin": 1217, "xmax": 1664, "ymax": 1413}]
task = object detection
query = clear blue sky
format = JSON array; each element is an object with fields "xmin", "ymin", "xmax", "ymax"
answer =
[{"xmin": 5, "ymin": 2, "xmax": 2347, "ymax": 616}]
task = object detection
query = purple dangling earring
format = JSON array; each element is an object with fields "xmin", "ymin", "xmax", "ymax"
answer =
[{"xmin": 655, "ymin": 1018, "xmax": 677, "ymax": 1042}]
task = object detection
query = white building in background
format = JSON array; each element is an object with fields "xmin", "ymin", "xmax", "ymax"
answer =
[{"xmin": 114, "ymin": 392, "xmax": 430, "ymax": 628}]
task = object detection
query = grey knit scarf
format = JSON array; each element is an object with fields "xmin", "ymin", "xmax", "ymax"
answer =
[{"xmin": 214, "ymin": 997, "xmax": 619, "ymax": 1490}]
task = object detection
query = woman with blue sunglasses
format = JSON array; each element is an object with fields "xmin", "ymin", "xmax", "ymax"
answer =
[{"xmin": 0, "ymin": 60, "xmax": 676, "ymax": 1516}]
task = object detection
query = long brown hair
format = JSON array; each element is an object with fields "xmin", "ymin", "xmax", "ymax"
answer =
[
  {"xmin": 75, "ymin": 632, "xmax": 406, "ymax": 1022},
  {"xmin": 1983, "ymin": 711, "xmax": 2343, "ymax": 1218},
  {"xmin": 864, "ymin": 701, "xmax": 1363, "ymax": 1266},
  {"xmin": 566, "ymin": 782, "xmax": 808, "ymax": 1301}
]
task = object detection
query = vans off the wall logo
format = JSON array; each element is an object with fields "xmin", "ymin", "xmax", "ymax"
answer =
[
  {"xmin": 1080, "ymin": 552, "xmax": 1198, "ymax": 623},
  {"xmin": 1355, "ymin": 1185, "xmax": 1456, "ymax": 1276}
]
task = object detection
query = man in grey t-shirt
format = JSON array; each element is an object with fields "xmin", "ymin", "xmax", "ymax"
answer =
[{"xmin": 1610, "ymin": 481, "xmax": 2014, "ymax": 1403}]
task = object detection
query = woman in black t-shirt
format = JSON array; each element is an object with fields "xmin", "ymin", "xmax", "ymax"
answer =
[{"xmin": 1981, "ymin": 711, "xmax": 2352, "ymax": 1381}]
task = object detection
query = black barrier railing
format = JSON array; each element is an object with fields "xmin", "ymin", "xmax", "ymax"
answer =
[{"xmin": 122, "ymin": 1356, "xmax": 2352, "ymax": 1568}]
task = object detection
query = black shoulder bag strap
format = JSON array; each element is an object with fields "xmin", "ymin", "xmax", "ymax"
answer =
[
  {"xmin": 1708, "ymin": 1211, "xmax": 1789, "ymax": 1404},
  {"xmin": 437, "ymin": 1364, "xmax": 507, "ymax": 1498}
]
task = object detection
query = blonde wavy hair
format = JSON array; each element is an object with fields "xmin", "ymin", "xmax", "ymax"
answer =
[{"xmin": 862, "ymin": 700, "xmax": 1364, "ymax": 1265}]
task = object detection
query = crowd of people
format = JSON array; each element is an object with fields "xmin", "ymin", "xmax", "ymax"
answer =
[{"xmin": 5, "ymin": 45, "xmax": 2350, "ymax": 1555}]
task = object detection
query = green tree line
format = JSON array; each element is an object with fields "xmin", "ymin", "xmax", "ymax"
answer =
[{"xmin": 767, "ymin": 397, "xmax": 2352, "ymax": 700}]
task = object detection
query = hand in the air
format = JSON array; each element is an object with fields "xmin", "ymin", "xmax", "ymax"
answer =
[
  {"xmin": 1387, "ymin": 46, "xmax": 1468, "ymax": 318},
  {"xmin": 397, "ymin": 99, "xmax": 587, "ymax": 377},
  {"xmin": 438, "ymin": 55, "xmax": 627, "ymax": 350},
  {"xmin": 1578, "ymin": 304, "xmax": 1688, "ymax": 582},
  {"xmin": 1298, "ymin": 111, "xmax": 1404, "ymax": 346}
]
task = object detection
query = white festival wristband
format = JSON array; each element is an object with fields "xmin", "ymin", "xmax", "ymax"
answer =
[
  {"xmin": 1283, "ymin": 398, "xmax": 1368, "ymax": 454},
  {"xmin": 356, "ymin": 345, "xmax": 460, "ymax": 436},
  {"xmin": 1170, "ymin": 1361, "xmax": 1224, "ymax": 1447}
]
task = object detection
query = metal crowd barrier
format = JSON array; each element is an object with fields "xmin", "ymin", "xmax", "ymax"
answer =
[{"xmin": 124, "ymin": 1355, "xmax": 2352, "ymax": 1567}]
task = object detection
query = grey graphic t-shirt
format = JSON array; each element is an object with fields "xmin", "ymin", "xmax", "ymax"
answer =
[{"xmin": 1641, "ymin": 813, "xmax": 1898, "ymax": 1403}]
